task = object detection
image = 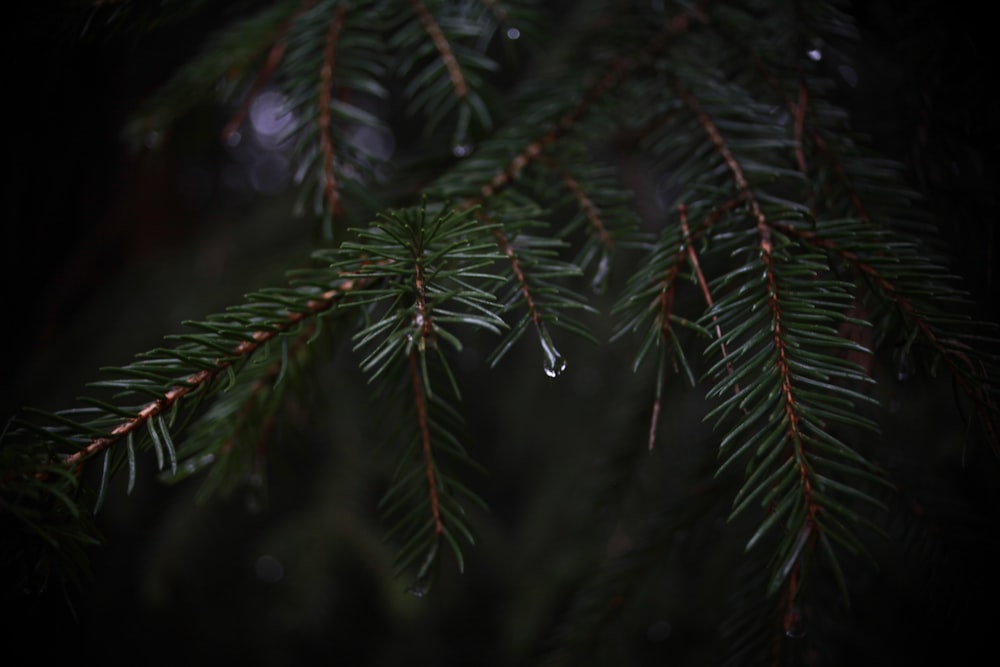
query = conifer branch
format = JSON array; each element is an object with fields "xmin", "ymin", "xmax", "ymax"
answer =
[
  {"xmin": 543, "ymin": 157, "xmax": 614, "ymax": 257},
  {"xmin": 408, "ymin": 0, "xmax": 468, "ymax": 99},
  {"xmin": 219, "ymin": 0, "xmax": 316, "ymax": 143},
  {"xmin": 65, "ymin": 282, "xmax": 359, "ymax": 471},
  {"xmin": 775, "ymin": 221, "xmax": 1000, "ymax": 450},
  {"xmin": 5, "ymin": 4, "xmax": 998, "ymax": 662}
]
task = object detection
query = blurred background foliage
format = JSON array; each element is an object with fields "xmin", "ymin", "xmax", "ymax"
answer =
[{"xmin": 2, "ymin": 1, "xmax": 999, "ymax": 665}]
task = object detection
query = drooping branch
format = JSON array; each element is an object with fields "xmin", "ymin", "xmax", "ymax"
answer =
[
  {"xmin": 61, "ymin": 280, "xmax": 362, "ymax": 471},
  {"xmin": 681, "ymin": 82, "xmax": 825, "ymax": 611},
  {"xmin": 774, "ymin": 221, "xmax": 1000, "ymax": 450}
]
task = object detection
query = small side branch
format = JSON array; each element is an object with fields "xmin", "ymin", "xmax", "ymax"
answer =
[
  {"xmin": 221, "ymin": 0, "xmax": 316, "ymax": 143},
  {"xmin": 679, "ymin": 205, "xmax": 738, "ymax": 394},
  {"xmin": 62, "ymin": 280, "xmax": 361, "ymax": 470},
  {"xmin": 492, "ymin": 223, "xmax": 540, "ymax": 325},
  {"xmin": 318, "ymin": 3, "xmax": 349, "ymax": 217},
  {"xmin": 544, "ymin": 158, "xmax": 614, "ymax": 254},
  {"xmin": 408, "ymin": 0, "xmax": 468, "ymax": 98},
  {"xmin": 776, "ymin": 222, "xmax": 1000, "ymax": 449},
  {"xmin": 475, "ymin": 9, "xmax": 701, "ymax": 202},
  {"xmin": 681, "ymin": 86, "xmax": 817, "ymax": 517},
  {"xmin": 677, "ymin": 85, "xmax": 770, "ymax": 249}
]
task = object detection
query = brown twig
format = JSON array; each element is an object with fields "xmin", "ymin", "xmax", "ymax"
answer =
[
  {"xmin": 475, "ymin": 9, "xmax": 702, "ymax": 202},
  {"xmin": 409, "ymin": 349, "xmax": 444, "ymax": 535},
  {"xmin": 679, "ymin": 204, "xmax": 739, "ymax": 394},
  {"xmin": 408, "ymin": 0, "xmax": 468, "ymax": 98},
  {"xmin": 220, "ymin": 0, "xmax": 317, "ymax": 144},
  {"xmin": 62, "ymin": 280, "xmax": 361, "ymax": 470},
  {"xmin": 543, "ymin": 157, "xmax": 614, "ymax": 254},
  {"xmin": 681, "ymin": 84, "xmax": 817, "ymax": 519},
  {"xmin": 319, "ymin": 4, "xmax": 349, "ymax": 217}
]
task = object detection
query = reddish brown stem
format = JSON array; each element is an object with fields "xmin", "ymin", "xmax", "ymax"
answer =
[
  {"xmin": 62, "ymin": 280, "xmax": 360, "ymax": 470},
  {"xmin": 679, "ymin": 205, "xmax": 740, "ymax": 396},
  {"xmin": 543, "ymin": 157, "xmax": 614, "ymax": 253},
  {"xmin": 220, "ymin": 0, "xmax": 316, "ymax": 143},
  {"xmin": 475, "ymin": 9, "xmax": 702, "ymax": 202},
  {"xmin": 491, "ymin": 223, "xmax": 540, "ymax": 325},
  {"xmin": 319, "ymin": 4, "xmax": 349, "ymax": 217},
  {"xmin": 409, "ymin": 350, "xmax": 444, "ymax": 535},
  {"xmin": 408, "ymin": 0, "xmax": 468, "ymax": 98},
  {"xmin": 682, "ymin": 85, "xmax": 818, "ymax": 517},
  {"xmin": 775, "ymin": 221, "xmax": 1000, "ymax": 450}
]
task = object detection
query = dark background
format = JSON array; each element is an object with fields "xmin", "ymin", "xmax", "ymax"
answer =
[{"xmin": 3, "ymin": 2, "xmax": 998, "ymax": 665}]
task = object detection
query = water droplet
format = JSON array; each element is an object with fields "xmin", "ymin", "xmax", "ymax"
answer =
[
  {"xmin": 506, "ymin": 27, "xmax": 521, "ymax": 40},
  {"xmin": 406, "ymin": 538, "xmax": 439, "ymax": 598},
  {"xmin": 225, "ymin": 130, "xmax": 242, "ymax": 147},
  {"xmin": 537, "ymin": 322, "xmax": 567, "ymax": 378},
  {"xmin": 407, "ymin": 576, "xmax": 431, "ymax": 598},
  {"xmin": 452, "ymin": 143, "xmax": 472, "ymax": 157},
  {"xmin": 591, "ymin": 252, "xmax": 611, "ymax": 294},
  {"xmin": 807, "ymin": 48, "xmax": 822, "ymax": 61}
]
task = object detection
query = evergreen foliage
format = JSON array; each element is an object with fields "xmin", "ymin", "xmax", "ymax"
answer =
[{"xmin": 2, "ymin": 0, "xmax": 998, "ymax": 664}]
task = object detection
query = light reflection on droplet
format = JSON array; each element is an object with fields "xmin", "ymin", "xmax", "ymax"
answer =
[
  {"xmin": 506, "ymin": 27, "xmax": 520, "ymax": 40},
  {"xmin": 407, "ymin": 577, "xmax": 430, "ymax": 598},
  {"xmin": 536, "ymin": 322, "xmax": 567, "ymax": 378},
  {"xmin": 452, "ymin": 143, "xmax": 472, "ymax": 158},
  {"xmin": 591, "ymin": 252, "xmax": 611, "ymax": 293},
  {"xmin": 807, "ymin": 49, "xmax": 822, "ymax": 61}
]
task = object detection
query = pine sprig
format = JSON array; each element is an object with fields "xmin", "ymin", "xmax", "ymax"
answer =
[
  {"xmin": 1, "ymin": 264, "xmax": 365, "ymax": 586},
  {"xmin": 328, "ymin": 202, "xmax": 504, "ymax": 586}
]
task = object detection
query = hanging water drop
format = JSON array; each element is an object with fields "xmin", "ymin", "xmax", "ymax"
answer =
[
  {"xmin": 406, "ymin": 576, "xmax": 431, "ymax": 598},
  {"xmin": 591, "ymin": 252, "xmax": 612, "ymax": 294},
  {"xmin": 407, "ymin": 538, "xmax": 439, "ymax": 598},
  {"xmin": 536, "ymin": 322, "xmax": 567, "ymax": 378},
  {"xmin": 452, "ymin": 143, "xmax": 472, "ymax": 158},
  {"xmin": 506, "ymin": 27, "xmax": 521, "ymax": 40}
]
